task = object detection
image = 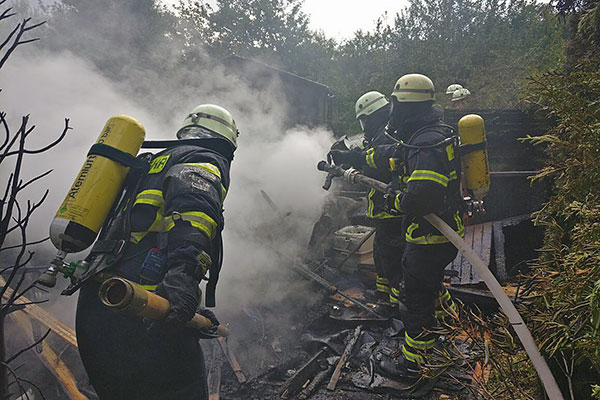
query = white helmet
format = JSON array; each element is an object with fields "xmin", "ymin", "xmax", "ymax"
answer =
[
  {"xmin": 452, "ymin": 88, "xmax": 471, "ymax": 102},
  {"xmin": 177, "ymin": 104, "xmax": 238, "ymax": 149},
  {"xmin": 446, "ymin": 83, "xmax": 463, "ymax": 95},
  {"xmin": 355, "ymin": 91, "xmax": 389, "ymax": 120},
  {"xmin": 391, "ymin": 74, "xmax": 435, "ymax": 103}
]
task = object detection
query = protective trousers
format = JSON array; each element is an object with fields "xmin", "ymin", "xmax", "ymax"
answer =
[
  {"xmin": 400, "ymin": 242, "xmax": 457, "ymax": 366},
  {"xmin": 373, "ymin": 219, "xmax": 405, "ymax": 304},
  {"xmin": 76, "ymin": 280, "xmax": 208, "ymax": 400}
]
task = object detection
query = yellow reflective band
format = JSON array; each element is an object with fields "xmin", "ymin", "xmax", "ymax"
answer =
[
  {"xmin": 184, "ymin": 162, "xmax": 227, "ymax": 201},
  {"xmin": 405, "ymin": 220, "xmax": 465, "ymax": 245},
  {"xmin": 184, "ymin": 162, "xmax": 222, "ymax": 179},
  {"xmin": 134, "ymin": 189, "xmax": 164, "ymax": 208},
  {"xmin": 445, "ymin": 144, "xmax": 455, "ymax": 161},
  {"xmin": 407, "ymin": 170, "xmax": 449, "ymax": 187},
  {"xmin": 376, "ymin": 283, "xmax": 390, "ymax": 293},
  {"xmin": 130, "ymin": 202, "xmax": 166, "ymax": 244},
  {"xmin": 449, "ymin": 170, "xmax": 458, "ymax": 181},
  {"xmin": 391, "ymin": 287, "xmax": 401, "ymax": 297},
  {"xmin": 367, "ymin": 188, "xmax": 375, "ymax": 218},
  {"xmin": 164, "ymin": 211, "xmax": 217, "ymax": 239},
  {"xmin": 394, "ymin": 193, "xmax": 402, "ymax": 211},
  {"xmin": 376, "ymin": 276, "xmax": 389, "ymax": 284},
  {"xmin": 405, "ymin": 332, "xmax": 435, "ymax": 350},
  {"xmin": 367, "ymin": 187, "xmax": 402, "ymax": 219},
  {"xmin": 139, "ymin": 284, "xmax": 157, "ymax": 291},
  {"xmin": 389, "ymin": 294, "xmax": 399, "ymax": 304},
  {"xmin": 130, "ymin": 231, "xmax": 147, "ymax": 244},
  {"xmin": 366, "ymin": 148, "xmax": 376, "ymax": 169},
  {"xmin": 402, "ymin": 344, "xmax": 425, "ymax": 365},
  {"xmin": 439, "ymin": 289, "xmax": 451, "ymax": 302}
]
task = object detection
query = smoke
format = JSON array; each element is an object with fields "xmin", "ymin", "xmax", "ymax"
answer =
[{"xmin": 0, "ymin": 44, "xmax": 334, "ymax": 327}]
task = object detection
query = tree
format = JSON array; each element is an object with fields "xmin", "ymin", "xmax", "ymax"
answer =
[
  {"xmin": 176, "ymin": 0, "xmax": 313, "ymax": 71},
  {"xmin": 0, "ymin": 2, "xmax": 70, "ymax": 397}
]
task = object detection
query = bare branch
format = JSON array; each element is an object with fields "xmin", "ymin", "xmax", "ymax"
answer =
[
  {"xmin": 13, "ymin": 377, "xmax": 47, "ymax": 400},
  {"xmin": 0, "ymin": 112, "xmax": 9, "ymax": 152},
  {"xmin": 0, "ymin": 237, "xmax": 49, "ymax": 254},
  {"xmin": 5, "ymin": 329, "xmax": 50, "ymax": 364},
  {"xmin": 0, "ymin": 362, "xmax": 27, "ymax": 398},
  {"xmin": 0, "ymin": 7, "xmax": 16, "ymax": 23},
  {"xmin": 17, "ymin": 169, "xmax": 52, "ymax": 192},
  {"xmin": 0, "ymin": 114, "xmax": 27, "ymax": 163},
  {"xmin": 2, "ymin": 118, "xmax": 71, "ymax": 157},
  {"xmin": 0, "ymin": 23, "xmax": 18, "ymax": 53},
  {"xmin": 0, "ymin": 17, "xmax": 47, "ymax": 70}
]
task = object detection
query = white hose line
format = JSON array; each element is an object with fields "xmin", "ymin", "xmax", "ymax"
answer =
[{"xmin": 424, "ymin": 213, "xmax": 564, "ymax": 400}]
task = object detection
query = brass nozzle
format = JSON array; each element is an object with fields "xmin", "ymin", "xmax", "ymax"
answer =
[{"xmin": 99, "ymin": 277, "xmax": 229, "ymax": 337}]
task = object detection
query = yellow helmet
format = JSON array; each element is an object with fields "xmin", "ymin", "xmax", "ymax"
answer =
[
  {"xmin": 391, "ymin": 74, "xmax": 435, "ymax": 103},
  {"xmin": 177, "ymin": 104, "xmax": 238, "ymax": 149},
  {"xmin": 446, "ymin": 83, "xmax": 463, "ymax": 95},
  {"xmin": 355, "ymin": 91, "xmax": 389, "ymax": 120}
]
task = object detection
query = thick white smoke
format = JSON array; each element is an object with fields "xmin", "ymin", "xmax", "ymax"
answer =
[{"xmin": 0, "ymin": 48, "xmax": 334, "ymax": 324}]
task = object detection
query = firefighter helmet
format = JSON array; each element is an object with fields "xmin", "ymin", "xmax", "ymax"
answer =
[
  {"xmin": 452, "ymin": 88, "xmax": 471, "ymax": 102},
  {"xmin": 446, "ymin": 83, "xmax": 463, "ymax": 95},
  {"xmin": 355, "ymin": 91, "xmax": 389, "ymax": 120},
  {"xmin": 177, "ymin": 104, "xmax": 238, "ymax": 149},
  {"xmin": 391, "ymin": 74, "xmax": 435, "ymax": 103}
]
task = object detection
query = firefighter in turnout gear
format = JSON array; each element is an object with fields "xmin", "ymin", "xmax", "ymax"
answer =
[
  {"xmin": 367, "ymin": 74, "xmax": 463, "ymax": 378},
  {"xmin": 75, "ymin": 104, "xmax": 238, "ymax": 400},
  {"xmin": 331, "ymin": 91, "xmax": 406, "ymax": 309}
]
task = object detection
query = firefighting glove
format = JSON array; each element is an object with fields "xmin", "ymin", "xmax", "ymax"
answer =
[
  {"xmin": 383, "ymin": 186, "xmax": 402, "ymax": 215},
  {"xmin": 196, "ymin": 308, "xmax": 221, "ymax": 340},
  {"xmin": 328, "ymin": 149, "xmax": 365, "ymax": 167},
  {"xmin": 154, "ymin": 262, "xmax": 202, "ymax": 329}
]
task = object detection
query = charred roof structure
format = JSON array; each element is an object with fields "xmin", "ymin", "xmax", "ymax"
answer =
[{"xmin": 222, "ymin": 55, "xmax": 333, "ymax": 130}]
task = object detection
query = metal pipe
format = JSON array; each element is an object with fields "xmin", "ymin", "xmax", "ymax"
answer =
[{"xmin": 99, "ymin": 277, "xmax": 229, "ymax": 337}]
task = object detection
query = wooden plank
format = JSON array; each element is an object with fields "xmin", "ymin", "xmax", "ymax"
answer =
[
  {"xmin": 460, "ymin": 226, "xmax": 475, "ymax": 285},
  {"xmin": 207, "ymin": 341, "xmax": 222, "ymax": 400},
  {"xmin": 470, "ymin": 224, "xmax": 484, "ymax": 283},
  {"xmin": 9, "ymin": 311, "xmax": 87, "ymax": 400},
  {"xmin": 1, "ymin": 278, "xmax": 77, "ymax": 348},
  {"xmin": 327, "ymin": 325, "xmax": 362, "ymax": 391},
  {"xmin": 481, "ymin": 222, "xmax": 493, "ymax": 267},
  {"xmin": 217, "ymin": 337, "xmax": 246, "ymax": 384},
  {"xmin": 493, "ymin": 221, "xmax": 507, "ymax": 282}
]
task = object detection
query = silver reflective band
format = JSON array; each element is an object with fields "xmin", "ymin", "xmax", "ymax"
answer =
[{"xmin": 188, "ymin": 112, "xmax": 236, "ymax": 131}]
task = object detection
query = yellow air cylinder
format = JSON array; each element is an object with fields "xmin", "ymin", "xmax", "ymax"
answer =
[
  {"xmin": 50, "ymin": 115, "xmax": 145, "ymax": 253},
  {"xmin": 458, "ymin": 114, "xmax": 490, "ymax": 200}
]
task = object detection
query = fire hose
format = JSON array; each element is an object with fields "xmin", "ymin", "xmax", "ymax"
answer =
[
  {"xmin": 99, "ymin": 276, "xmax": 229, "ymax": 337},
  {"xmin": 317, "ymin": 161, "xmax": 563, "ymax": 400}
]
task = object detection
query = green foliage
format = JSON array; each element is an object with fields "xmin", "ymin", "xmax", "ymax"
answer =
[
  {"xmin": 34, "ymin": 0, "xmax": 566, "ymax": 134},
  {"xmin": 521, "ymin": 54, "xmax": 600, "ymax": 397},
  {"xmin": 329, "ymin": 0, "xmax": 566, "ymax": 133}
]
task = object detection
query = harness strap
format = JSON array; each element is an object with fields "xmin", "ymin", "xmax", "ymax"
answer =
[
  {"xmin": 88, "ymin": 143, "xmax": 149, "ymax": 172},
  {"xmin": 90, "ymin": 239, "xmax": 126, "ymax": 255},
  {"xmin": 459, "ymin": 141, "xmax": 487, "ymax": 156}
]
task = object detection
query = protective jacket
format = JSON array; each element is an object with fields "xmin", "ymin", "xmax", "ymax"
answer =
[
  {"xmin": 76, "ymin": 142, "xmax": 231, "ymax": 400},
  {"xmin": 369, "ymin": 109, "xmax": 464, "ymax": 245},
  {"xmin": 362, "ymin": 127, "xmax": 404, "ymax": 220},
  {"xmin": 115, "ymin": 144, "xmax": 230, "ymax": 305}
]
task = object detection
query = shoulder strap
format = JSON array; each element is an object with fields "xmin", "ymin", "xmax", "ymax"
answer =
[{"xmin": 88, "ymin": 143, "xmax": 149, "ymax": 173}]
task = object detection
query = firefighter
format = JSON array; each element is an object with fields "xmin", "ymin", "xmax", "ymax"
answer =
[
  {"xmin": 445, "ymin": 83, "xmax": 463, "ymax": 102},
  {"xmin": 331, "ymin": 91, "xmax": 406, "ymax": 310},
  {"xmin": 452, "ymin": 87, "xmax": 471, "ymax": 110},
  {"xmin": 75, "ymin": 104, "xmax": 238, "ymax": 400},
  {"xmin": 364, "ymin": 74, "xmax": 463, "ymax": 378}
]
